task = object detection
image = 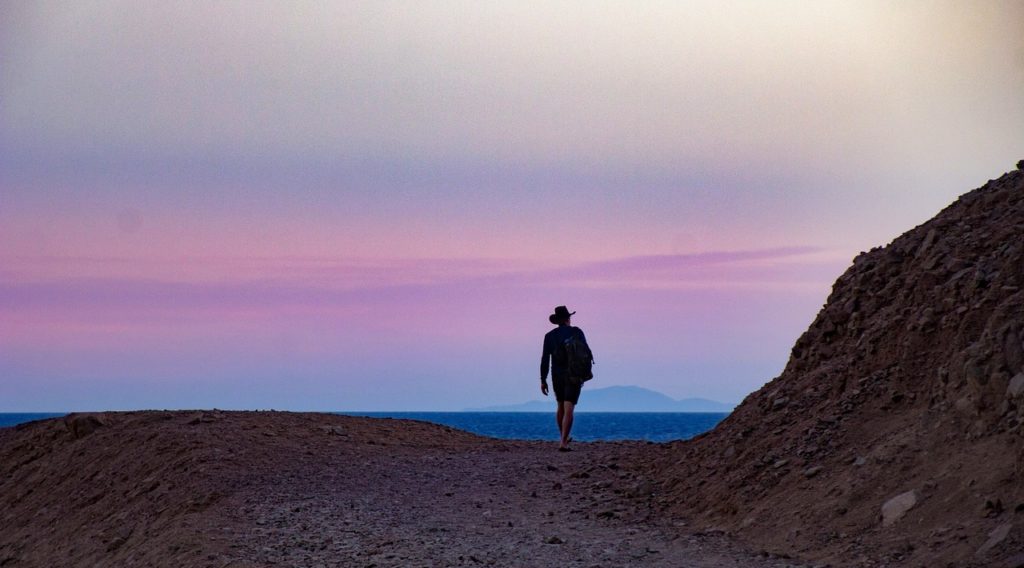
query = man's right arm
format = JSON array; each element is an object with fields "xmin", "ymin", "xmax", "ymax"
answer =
[
  {"xmin": 540, "ymin": 334, "xmax": 550, "ymax": 381},
  {"xmin": 540, "ymin": 335, "xmax": 551, "ymax": 395}
]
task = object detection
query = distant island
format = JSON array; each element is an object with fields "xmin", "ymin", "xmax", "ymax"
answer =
[{"xmin": 467, "ymin": 385, "xmax": 735, "ymax": 412}]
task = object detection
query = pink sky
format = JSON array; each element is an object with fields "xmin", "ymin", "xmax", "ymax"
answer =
[
  {"xmin": 2, "ymin": 1, "xmax": 1022, "ymax": 410},
  {"xmin": 1, "ymin": 248, "xmax": 846, "ymax": 410}
]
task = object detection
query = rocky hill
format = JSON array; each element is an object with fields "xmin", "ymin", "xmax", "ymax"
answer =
[
  {"xmin": 648, "ymin": 163, "xmax": 1024, "ymax": 566},
  {"xmin": 0, "ymin": 411, "xmax": 485, "ymax": 567}
]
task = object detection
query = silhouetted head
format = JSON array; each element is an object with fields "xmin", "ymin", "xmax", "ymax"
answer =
[{"xmin": 548, "ymin": 305, "xmax": 575, "ymax": 326}]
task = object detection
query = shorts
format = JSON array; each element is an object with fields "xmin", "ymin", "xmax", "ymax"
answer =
[{"xmin": 552, "ymin": 374, "xmax": 582, "ymax": 405}]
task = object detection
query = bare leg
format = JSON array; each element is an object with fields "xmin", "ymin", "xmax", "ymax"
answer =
[
  {"xmin": 556, "ymin": 402, "xmax": 565, "ymax": 440},
  {"xmin": 559, "ymin": 401, "xmax": 575, "ymax": 449}
]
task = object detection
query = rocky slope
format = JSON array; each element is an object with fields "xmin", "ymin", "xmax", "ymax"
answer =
[{"xmin": 649, "ymin": 163, "xmax": 1024, "ymax": 566}]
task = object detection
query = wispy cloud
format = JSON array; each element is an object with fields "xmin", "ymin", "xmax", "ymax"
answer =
[
  {"xmin": 0, "ymin": 247, "xmax": 849, "ymax": 357},
  {"xmin": 0, "ymin": 246, "xmax": 844, "ymax": 310}
]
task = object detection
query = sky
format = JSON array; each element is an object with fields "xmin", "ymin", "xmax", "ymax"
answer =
[{"xmin": 1, "ymin": 1, "xmax": 1023, "ymax": 411}]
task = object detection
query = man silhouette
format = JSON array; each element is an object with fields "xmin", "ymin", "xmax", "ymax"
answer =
[{"xmin": 540, "ymin": 306, "xmax": 591, "ymax": 451}]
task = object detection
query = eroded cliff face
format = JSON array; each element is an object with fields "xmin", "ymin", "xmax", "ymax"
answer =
[{"xmin": 653, "ymin": 164, "xmax": 1024, "ymax": 566}]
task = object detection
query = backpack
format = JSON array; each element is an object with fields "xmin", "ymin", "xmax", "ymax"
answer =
[{"xmin": 563, "ymin": 329, "xmax": 594, "ymax": 387}]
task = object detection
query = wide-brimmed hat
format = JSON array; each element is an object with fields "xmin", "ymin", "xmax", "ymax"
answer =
[{"xmin": 548, "ymin": 305, "xmax": 576, "ymax": 325}]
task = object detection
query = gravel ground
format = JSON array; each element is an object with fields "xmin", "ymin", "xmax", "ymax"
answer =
[{"xmin": 217, "ymin": 438, "xmax": 804, "ymax": 568}]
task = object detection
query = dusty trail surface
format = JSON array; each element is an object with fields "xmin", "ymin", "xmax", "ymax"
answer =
[
  {"xmin": 0, "ymin": 411, "xmax": 799, "ymax": 568},
  {"xmin": 222, "ymin": 436, "xmax": 796, "ymax": 568}
]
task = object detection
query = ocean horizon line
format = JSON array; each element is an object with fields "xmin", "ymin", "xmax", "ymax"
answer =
[{"xmin": 0, "ymin": 411, "xmax": 730, "ymax": 443}]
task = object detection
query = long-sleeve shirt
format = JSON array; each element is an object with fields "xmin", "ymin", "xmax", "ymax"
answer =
[{"xmin": 541, "ymin": 325, "xmax": 589, "ymax": 380}]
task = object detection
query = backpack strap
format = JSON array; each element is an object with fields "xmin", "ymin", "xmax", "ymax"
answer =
[{"xmin": 574, "ymin": 327, "xmax": 594, "ymax": 364}]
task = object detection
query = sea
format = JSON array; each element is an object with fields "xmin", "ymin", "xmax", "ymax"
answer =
[
  {"xmin": 0, "ymin": 412, "xmax": 728, "ymax": 443},
  {"xmin": 0, "ymin": 413, "xmax": 66, "ymax": 428}
]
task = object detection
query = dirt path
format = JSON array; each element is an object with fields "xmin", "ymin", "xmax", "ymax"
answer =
[
  {"xmin": 2, "ymin": 412, "xmax": 809, "ymax": 567},
  {"xmin": 218, "ymin": 439, "xmax": 804, "ymax": 568}
]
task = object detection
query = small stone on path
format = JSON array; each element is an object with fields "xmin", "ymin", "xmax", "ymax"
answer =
[
  {"xmin": 544, "ymin": 536, "xmax": 564, "ymax": 545},
  {"xmin": 881, "ymin": 490, "xmax": 919, "ymax": 527}
]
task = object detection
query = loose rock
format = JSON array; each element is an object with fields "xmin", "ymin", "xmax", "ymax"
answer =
[
  {"xmin": 977, "ymin": 523, "xmax": 1013, "ymax": 556},
  {"xmin": 1007, "ymin": 373, "xmax": 1024, "ymax": 399},
  {"xmin": 803, "ymin": 466, "xmax": 824, "ymax": 478},
  {"xmin": 881, "ymin": 491, "xmax": 919, "ymax": 527}
]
